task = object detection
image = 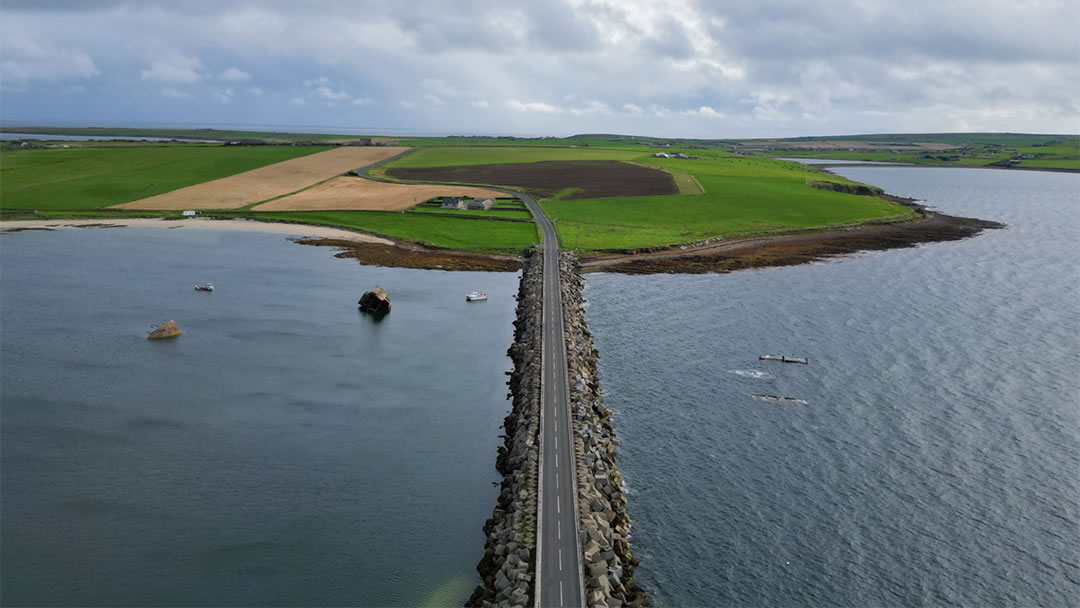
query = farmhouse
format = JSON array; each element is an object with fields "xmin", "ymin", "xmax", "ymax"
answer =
[
  {"xmin": 652, "ymin": 152, "xmax": 670, "ymax": 158},
  {"xmin": 440, "ymin": 196, "xmax": 464, "ymax": 209},
  {"xmin": 466, "ymin": 197, "xmax": 495, "ymax": 210}
]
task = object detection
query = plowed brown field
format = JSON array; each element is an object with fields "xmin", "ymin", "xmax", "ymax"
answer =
[
  {"xmin": 387, "ymin": 160, "xmax": 678, "ymax": 199},
  {"xmin": 252, "ymin": 177, "xmax": 508, "ymax": 211},
  {"xmin": 113, "ymin": 147, "xmax": 407, "ymax": 210}
]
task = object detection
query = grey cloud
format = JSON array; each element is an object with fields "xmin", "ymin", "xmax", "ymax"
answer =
[
  {"xmin": 642, "ymin": 17, "xmax": 695, "ymax": 60},
  {"xmin": 1, "ymin": 0, "xmax": 1077, "ymax": 137}
]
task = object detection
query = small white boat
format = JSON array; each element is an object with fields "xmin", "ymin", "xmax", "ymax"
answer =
[
  {"xmin": 759, "ymin": 354, "xmax": 808, "ymax": 364},
  {"xmin": 195, "ymin": 283, "xmax": 214, "ymax": 292},
  {"xmin": 466, "ymin": 291, "xmax": 487, "ymax": 301}
]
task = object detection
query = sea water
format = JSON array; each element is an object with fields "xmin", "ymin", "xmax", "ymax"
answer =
[
  {"xmin": 1, "ymin": 227, "xmax": 518, "ymax": 606},
  {"xmin": 585, "ymin": 167, "xmax": 1079, "ymax": 606}
]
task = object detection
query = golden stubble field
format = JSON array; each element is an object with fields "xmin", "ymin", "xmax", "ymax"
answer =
[
  {"xmin": 252, "ymin": 177, "xmax": 508, "ymax": 211},
  {"xmin": 113, "ymin": 147, "xmax": 408, "ymax": 210}
]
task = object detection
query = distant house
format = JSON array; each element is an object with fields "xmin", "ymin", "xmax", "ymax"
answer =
[
  {"xmin": 440, "ymin": 196, "xmax": 464, "ymax": 209},
  {"xmin": 466, "ymin": 198, "xmax": 495, "ymax": 210},
  {"xmin": 182, "ymin": 210, "xmax": 197, "ymax": 217},
  {"xmin": 673, "ymin": 152, "xmax": 689, "ymax": 159},
  {"xmin": 652, "ymin": 152, "xmax": 670, "ymax": 158}
]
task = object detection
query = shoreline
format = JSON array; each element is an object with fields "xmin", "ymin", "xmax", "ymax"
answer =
[
  {"xmin": 578, "ymin": 208, "xmax": 1003, "ymax": 274},
  {"xmin": 0, "ymin": 217, "xmax": 395, "ymax": 245},
  {"xmin": 1, "ymin": 192, "xmax": 1004, "ymax": 277}
]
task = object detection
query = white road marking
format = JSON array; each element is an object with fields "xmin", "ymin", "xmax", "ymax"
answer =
[
  {"xmin": 559, "ymin": 548, "xmax": 563, "ymax": 571},
  {"xmin": 556, "ymin": 474, "xmax": 559, "ymax": 489},
  {"xmin": 558, "ymin": 519, "xmax": 562, "ymax": 539},
  {"xmin": 557, "ymin": 495, "xmax": 561, "ymax": 513},
  {"xmin": 560, "ymin": 581, "xmax": 564, "ymax": 606}
]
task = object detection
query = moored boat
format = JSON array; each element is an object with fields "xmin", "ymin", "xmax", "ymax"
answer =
[
  {"xmin": 466, "ymin": 291, "xmax": 487, "ymax": 301},
  {"xmin": 195, "ymin": 283, "xmax": 214, "ymax": 291}
]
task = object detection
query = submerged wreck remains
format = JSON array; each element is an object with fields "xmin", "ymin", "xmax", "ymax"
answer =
[
  {"xmin": 147, "ymin": 320, "xmax": 182, "ymax": 340},
  {"xmin": 358, "ymin": 286, "xmax": 391, "ymax": 317}
]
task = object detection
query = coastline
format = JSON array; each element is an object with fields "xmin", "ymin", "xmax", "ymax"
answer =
[
  {"xmin": 0, "ymin": 217, "xmax": 394, "ymax": 244},
  {"xmin": 0, "ymin": 210, "xmax": 1003, "ymax": 277},
  {"xmin": 579, "ymin": 207, "xmax": 1003, "ymax": 275}
]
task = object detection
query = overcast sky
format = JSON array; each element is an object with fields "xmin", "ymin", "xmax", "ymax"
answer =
[{"xmin": 2, "ymin": 0, "xmax": 1078, "ymax": 138}]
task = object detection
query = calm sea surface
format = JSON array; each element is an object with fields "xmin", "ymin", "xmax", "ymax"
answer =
[
  {"xmin": 585, "ymin": 167, "xmax": 1080, "ymax": 607},
  {"xmin": 1, "ymin": 228, "xmax": 518, "ymax": 606}
]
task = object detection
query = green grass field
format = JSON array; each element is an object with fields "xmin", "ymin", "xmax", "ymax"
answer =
[
  {"xmin": 2, "ymin": 139, "xmax": 929, "ymax": 255},
  {"xmin": 408, "ymin": 198, "xmax": 533, "ymax": 219},
  {"xmin": 0, "ymin": 126, "xmax": 350, "ymax": 143},
  {"xmin": 541, "ymin": 173, "xmax": 914, "ymax": 250},
  {"xmin": 759, "ymin": 140, "xmax": 1079, "ymax": 171},
  {"xmin": 230, "ymin": 210, "xmax": 539, "ymax": 252},
  {"xmin": 1, "ymin": 145, "xmax": 332, "ymax": 210},
  {"xmin": 383, "ymin": 146, "xmax": 645, "ymax": 168}
]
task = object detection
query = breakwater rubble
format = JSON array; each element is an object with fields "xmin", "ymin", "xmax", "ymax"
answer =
[
  {"xmin": 467, "ymin": 249, "xmax": 647, "ymax": 607},
  {"xmin": 560, "ymin": 252, "xmax": 649, "ymax": 608},
  {"xmin": 466, "ymin": 250, "xmax": 542, "ymax": 607}
]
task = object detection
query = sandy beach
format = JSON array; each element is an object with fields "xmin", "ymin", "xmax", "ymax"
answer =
[{"xmin": 0, "ymin": 217, "xmax": 395, "ymax": 245}]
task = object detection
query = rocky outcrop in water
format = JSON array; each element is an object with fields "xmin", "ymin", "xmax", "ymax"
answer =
[
  {"xmin": 560, "ymin": 252, "xmax": 649, "ymax": 608},
  {"xmin": 466, "ymin": 250, "xmax": 541, "ymax": 608}
]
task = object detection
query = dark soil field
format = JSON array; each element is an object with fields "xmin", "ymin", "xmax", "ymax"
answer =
[{"xmin": 387, "ymin": 160, "xmax": 678, "ymax": 199}]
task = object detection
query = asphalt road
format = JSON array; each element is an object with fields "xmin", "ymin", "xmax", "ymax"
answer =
[{"xmin": 518, "ymin": 193, "xmax": 585, "ymax": 608}]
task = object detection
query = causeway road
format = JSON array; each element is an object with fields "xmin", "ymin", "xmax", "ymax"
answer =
[{"xmin": 517, "ymin": 193, "xmax": 585, "ymax": 608}]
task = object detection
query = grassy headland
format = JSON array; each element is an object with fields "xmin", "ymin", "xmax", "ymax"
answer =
[
  {"xmin": 4, "ymin": 130, "xmax": 1007, "ymax": 261},
  {"xmin": 219, "ymin": 210, "xmax": 539, "ymax": 253},
  {"xmin": 380, "ymin": 146, "xmax": 643, "ymax": 168},
  {"xmin": 381, "ymin": 148, "xmax": 913, "ymax": 251}
]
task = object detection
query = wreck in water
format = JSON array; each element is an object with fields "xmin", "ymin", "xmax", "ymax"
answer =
[{"xmin": 358, "ymin": 286, "xmax": 391, "ymax": 317}]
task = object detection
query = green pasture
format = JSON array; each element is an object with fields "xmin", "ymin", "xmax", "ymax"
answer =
[
  {"xmin": 234, "ymin": 210, "xmax": 539, "ymax": 252},
  {"xmin": 409, "ymin": 198, "xmax": 533, "ymax": 219},
  {"xmin": 760, "ymin": 142, "xmax": 1078, "ymax": 171},
  {"xmin": 644, "ymin": 155, "xmax": 854, "ymax": 182},
  {"xmin": 382, "ymin": 146, "xmax": 645, "ymax": 169},
  {"xmin": 541, "ymin": 174, "xmax": 914, "ymax": 251},
  {"xmin": 0, "ymin": 126, "xmax": 347, "ymax": 143},
  {"xmin": 742, "ymin": 132, "xmax": 1075, "ymax": 147},
  {"xmin": 0, "ymin": 145, "xmax": 331, "ymax": 210}
]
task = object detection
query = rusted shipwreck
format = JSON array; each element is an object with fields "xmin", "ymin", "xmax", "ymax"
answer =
[{"xmin": 358, "ymin": 286, "xmax": 391, "ymax": 317}]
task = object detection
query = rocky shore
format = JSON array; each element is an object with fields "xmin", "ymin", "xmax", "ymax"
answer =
[
  {"xmin": 559, "ymin": 252, "xmax": 649, "ymax": 608},
  {"xmin": 582, "ymin": 207, "xmax": 1003, "ymax": 275},
  {"xmin": 466, "ymin": 249, "xmax": 542, "ymax": 607}
]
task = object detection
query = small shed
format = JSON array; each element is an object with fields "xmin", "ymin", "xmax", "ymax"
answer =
[
  {"xmin": 440, "ymin": 196, "xmax": 464, "ymax": 209},
  {"xmin": 182, "ymin": 210, "xmax": 197, "ymax": 217},
  {"xmin": 466, "ymin": 198, "xmax": 495, "ymax": 210}
]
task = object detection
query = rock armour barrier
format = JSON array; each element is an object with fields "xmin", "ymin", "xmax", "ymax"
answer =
[
  {"xmin": 560, "ymin": 252, "xmax": 649, "ymax": 608},
  {"xmin": 466, "ymin": 249, "xmax": 542, "ymax": 608}
]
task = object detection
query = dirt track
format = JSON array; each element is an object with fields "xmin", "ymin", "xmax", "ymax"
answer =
[
  {"xmin": 252, "ymin": 177, "xmax": 507, "ymax": 211},
  {"xmin": 388, "ymin": 160, "xmax": 678, "ymax": 199},
  {"xmin": 113, "ymin": 147, "xmax": 407, "ymax": 210}
]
